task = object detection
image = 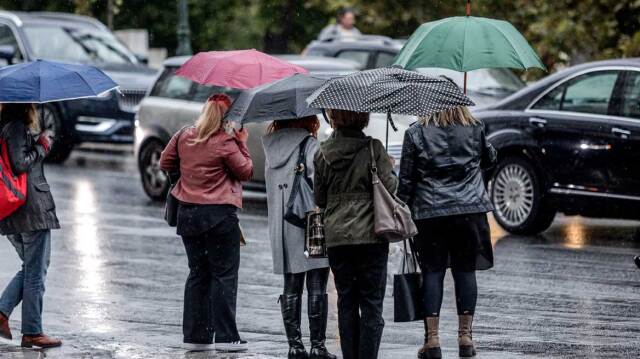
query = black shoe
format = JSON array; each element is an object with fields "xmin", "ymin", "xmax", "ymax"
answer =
[
  {"xmin": 635, "ymin": 256, "xmax": 640, "ymax": 269},
  {"xmin": 308, "ymin": 294, "xmax": 337, "ymax": 359},
  {"xmin": 280, "ymin": 294, "xmax": 309, "ymax": 359}
]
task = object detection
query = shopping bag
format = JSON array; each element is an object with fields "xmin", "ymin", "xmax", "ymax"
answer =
[{"xmin": 393, "ymin": 238, "xmax": 423, "ymax": 322}]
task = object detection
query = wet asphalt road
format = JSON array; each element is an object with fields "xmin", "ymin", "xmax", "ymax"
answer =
[{"xmin": 0, "ymin": 149, "xmax": 639, "ymax": 359}]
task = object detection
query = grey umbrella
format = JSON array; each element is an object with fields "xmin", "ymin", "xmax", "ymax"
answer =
[{"xmin": 225, "ymin": 73, "xmax": 339, "ymax": 124}]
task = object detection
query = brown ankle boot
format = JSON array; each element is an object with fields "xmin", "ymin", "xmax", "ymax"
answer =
[
  {"xmin": 417, "ymin": 317, "xmax": 441, "ymax": 359},
  {"xmin": 0, "ymin": 312, "xmax": 11, "ymax": 340},
  {"xmin": 458, "ymin": 315, "xmax": 476, "ymax": 357},
  {"xmin": 21, "ymin": 334, "xmax": 62, "ymax": 349}
]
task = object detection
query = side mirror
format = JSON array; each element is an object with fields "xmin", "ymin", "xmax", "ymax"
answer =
[
  {"xmin": 135, "ymin": 53, "xmax": 148, "ymax": 65},
  {"xmin": 0, "ymin": 45, "xmax": 15, "ymax": 66}
]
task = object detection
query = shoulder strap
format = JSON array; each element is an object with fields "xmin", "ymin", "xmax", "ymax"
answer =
[
  {"xmin": 297, "ymin": 135, "xmax": 313, "ymax": 179},
  {"xmin": 369, "ymin": 139, "xmax": 377, "ymax": 173}
]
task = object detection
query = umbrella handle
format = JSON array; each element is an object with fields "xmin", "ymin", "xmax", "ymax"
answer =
[
  {"xmin": 321, "ymin": 109, "xmax": 330, "ymax": 125},
  {"xmin": 387, "ymin": 111, "xmax": 398, "ymax": 132}
]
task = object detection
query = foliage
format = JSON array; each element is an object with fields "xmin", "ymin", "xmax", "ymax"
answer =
[{"xmin": 1, "ymin": 0, "xmax": 640, "ymax": 76}]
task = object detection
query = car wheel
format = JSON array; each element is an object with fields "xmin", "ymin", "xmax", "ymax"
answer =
[
  {"xmin": 41, "ymin": 105, "xmax": 74, "ymax": 163},
  {"xmin": 490, "ymin": 157, "xmax": 556, "ymax": 235},
  {"xmin": 139, "ymin": 139, "xmax": 169, "ymax": 201}
]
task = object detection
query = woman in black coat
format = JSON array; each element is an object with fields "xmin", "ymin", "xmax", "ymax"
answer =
[
  {"xmin": 397, "ymin": 106, "xmax": 496, "ymax": 359},
  {"xmin": 0, "ymin": 103, "xmax": 62, "ymax": 349}
]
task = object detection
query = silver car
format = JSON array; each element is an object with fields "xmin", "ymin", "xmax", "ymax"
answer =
[{"xmin": 134, "ymin": 55, "xmax": 361, "ymax": 200}]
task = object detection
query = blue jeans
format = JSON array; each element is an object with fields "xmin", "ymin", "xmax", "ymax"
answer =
[{"xmin": 0, "ymin": 230, "xmax": 51, "ymax": 335}]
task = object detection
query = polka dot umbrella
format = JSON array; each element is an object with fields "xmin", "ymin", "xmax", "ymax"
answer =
[{"xmin": 306, "ymin": 67, "xmax": 473, "ymax": 147}]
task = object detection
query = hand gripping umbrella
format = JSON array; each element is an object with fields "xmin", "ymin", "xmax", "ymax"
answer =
[{"xmin": 306, "ymin": 67, "xmax": 474, "ymax": 148}]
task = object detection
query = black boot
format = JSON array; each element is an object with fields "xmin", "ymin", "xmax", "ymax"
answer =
[
  {"xmin": 308, "ymin": 294, "xmax": 336, "ymax": 359},
  {"xmin": 280, "ymin": 294, "xmax": 309, "ymax": 359},
  {"xmin": 635, "ymin": 256, "xmax": 640, "ymax": 269}
]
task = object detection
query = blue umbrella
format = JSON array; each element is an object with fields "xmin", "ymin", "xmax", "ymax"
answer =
[{"xmin": 0, "ymin": 59, "xmax": 118, "ymax": 103}]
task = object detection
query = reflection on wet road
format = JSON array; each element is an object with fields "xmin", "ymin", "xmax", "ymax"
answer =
[{"xmin": 0, "ymin": 150, "xmax": 638, "ymax": 358}]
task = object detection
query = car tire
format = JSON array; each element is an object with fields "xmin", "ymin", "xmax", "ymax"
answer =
[
  {"xmin": 41, "ymin": 105, "xmax": 74, "ymax": 163},
  {"xmin": 139, "ymin": 139, "xmax": 169, "ymax": 201},
  {"xmin": 490, "ymin": 156, "xmax": 556, "ymax": 235}
]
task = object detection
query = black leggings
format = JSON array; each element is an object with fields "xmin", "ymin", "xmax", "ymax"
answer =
[
  {"xmin": 283, "ymin": 268, "xmax": 330, "ymax": 296},
  {"xmin": 423, "ymin": 270, "xmax": 477, "ymax": 317}
]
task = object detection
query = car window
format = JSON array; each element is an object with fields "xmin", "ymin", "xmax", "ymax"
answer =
[
  {"xmin": 150, "ymin": 67, "xmax": 193, "ymax": 100},
  {"xmin": 375, "ymin": 52, "xmax": 396, "ymax": 68},
  {"xmin": 336, "ymin": 50, "xmax": 369, "ymax": 68},
  {"xmin": 562, "ymin": 71, "xmax": 618, "ymax": 115},
  {"xmin": 533, "ymin": 71, "xmax": 619, "ymax": 115},
  {"xmin": 23, "ymin": 25, "xmax": 136, "ymax": 64},
  {"xmin": 0, "ymin": 24, "xmax": 23, "ymax": 65},
  {"xmin": 617, "ymin": 71, "xmax": 640, "ymax": 119},
  {"xmin": 192, "ymin": 84, "xmax": 240, "ymax": 103},
  {"xmin": 417, "ymin": 67, "xmax": 524, "ymax": 94}
]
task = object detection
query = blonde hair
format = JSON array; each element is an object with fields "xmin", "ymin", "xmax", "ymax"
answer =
[
  {"xmin": 193, "ymin": 99, "xmax": 229, "ymax": 144},
  {"xmin": 418, "ymin": 106, "xmax": 478, "ymax": 127}
]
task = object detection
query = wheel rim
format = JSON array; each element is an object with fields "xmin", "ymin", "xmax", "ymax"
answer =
[
  {"xmin": 144, "ymin": 146, "xmax": 167, "ymax": 194},
  {"xmin": 492, "ymin": 163, "xmax": 534, "ymax": 227}
]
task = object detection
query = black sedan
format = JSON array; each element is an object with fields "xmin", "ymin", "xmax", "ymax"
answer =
[{"xmin": 477, "ymin": 58, "xmax": 640, "ymax": 234}]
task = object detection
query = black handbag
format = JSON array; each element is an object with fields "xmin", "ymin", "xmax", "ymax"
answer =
[
  {"xmin": 284, "ymin": 136, "xmax": 315, "ymax": 228},
  {"xmin": 164, "ymin": 128, "xmax": 187, "ymax": 227},
  {"xmin": 393, "ymin": 238, "xmax": 424, "ymax": 322}
]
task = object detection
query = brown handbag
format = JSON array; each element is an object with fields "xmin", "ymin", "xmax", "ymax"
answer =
[{"xmin": 369, "ymin": 140, "xmax": 418, "ymax": 243}]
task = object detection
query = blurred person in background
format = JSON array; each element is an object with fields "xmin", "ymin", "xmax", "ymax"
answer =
[
  {"xmin": 160, "ymin": 94, "xmax": 252, "ymax": 353},
  {"xmin": 314, "ymin": 109, "xmax": 397, "ymax": 359},
  {"xmin": 0, "ymin": 103, "xmax": 62, "ymax": 349},
  {"xmin": 318, "ymin": 7, "xmax": 362, "ymax": 41},
  {"xmin": 262, "ymin": 116, "xmax": 336, "ymax": 359},
  {"xmin": 397, "ymin": 106, "xmax": 497, "ymax": 359}
]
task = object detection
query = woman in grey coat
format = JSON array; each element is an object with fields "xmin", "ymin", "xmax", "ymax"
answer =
[
  {"xmin": 262, "ymin": 116, "xmax": 335, "ymax": 359},
  {"xmin": 0, "ymin": 103, "xmax": 62, "ymax": 349}
]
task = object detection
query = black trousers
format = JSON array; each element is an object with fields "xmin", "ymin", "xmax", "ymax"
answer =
[
  {"xmin": 423, "ymin": 270, "xmax": 477, "ymax": 317},
  {"xmin": 283, "ymin": 268, "xmax": 330, "ymax": 296},
  {"xmin": 328, "ymin": 243, "xmax": 389, "ymax": 359},
  {"xmin": 181, "ymin": 217, "xmax": 241, "ymax": 344}
]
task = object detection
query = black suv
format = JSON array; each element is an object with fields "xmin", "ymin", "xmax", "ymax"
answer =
[
  {"xmin": 0, "ymin": 11, "xmax": 156, "ymax": 161},
  {"xmin": 476, "ymin": 59, "xmax": 640, "ymax": 234}
]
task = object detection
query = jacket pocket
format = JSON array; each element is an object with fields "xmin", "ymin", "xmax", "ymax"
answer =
[
  {"xmin": 34, "ymin": 182, "xmax": 55, "ymax": 211},
  {"xmin": 34, "ymin": 183, "xmax": 50, "ymax": 192}
]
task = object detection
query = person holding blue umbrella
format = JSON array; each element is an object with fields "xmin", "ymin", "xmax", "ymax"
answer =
[{"xmin": 0, "ymin": 60, "xmax": 117, "ymax": 349}]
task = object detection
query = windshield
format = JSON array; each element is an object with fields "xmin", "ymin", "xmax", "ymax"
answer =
[
  {"xmin": 23, "ymin": 25, "xmax": 137, "ymax": 65},
  {"xmin": 417, "ymin": 67, "xmax": 524, "ymax": 94}
]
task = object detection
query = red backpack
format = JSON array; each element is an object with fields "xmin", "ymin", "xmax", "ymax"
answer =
[{"xmin": 0, "ymin": 136, "xmax": 27, "ymax": 220}]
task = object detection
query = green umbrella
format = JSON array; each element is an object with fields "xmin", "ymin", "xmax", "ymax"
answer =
[{"xmin": 394, "ymin": 2, "xmax": 545, "ymax": 92}]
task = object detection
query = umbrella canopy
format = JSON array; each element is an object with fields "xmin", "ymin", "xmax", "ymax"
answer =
[
  {"xmin": 225, "ymin": 74, "xmax": 336, "ymax": 124},
  {"xmin": 306, "ymin": 67, "xmax": 474, "ymax": 117},
  {"xmin": 393, "ymin": 16, "xmax": 545, "ymax": 72},
  {"xmin": 0, "ymin": 59, "xmax": 118, "ymax": 103},
  {"xmin": 176, "ymin": 49, "xmax": 308, "ymax": 90}
]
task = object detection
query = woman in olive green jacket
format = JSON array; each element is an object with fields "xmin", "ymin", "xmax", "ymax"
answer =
[{"xmin": 314, "ymin": 109, "xmax": 397, "ymax": 359}]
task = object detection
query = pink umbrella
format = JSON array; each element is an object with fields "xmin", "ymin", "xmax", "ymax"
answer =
[{"xmin": 175, "ymin": 49, "xmax": 308, "ymax": 89}]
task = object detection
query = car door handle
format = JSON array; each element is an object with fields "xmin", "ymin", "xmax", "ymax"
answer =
[
  {"xmin": 611, "ymin": 127, "xmax": 631, "ymax": 139},
  {"xmin": 529, "ymin": 117, "xmax": 547, "ymax": 128}
]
